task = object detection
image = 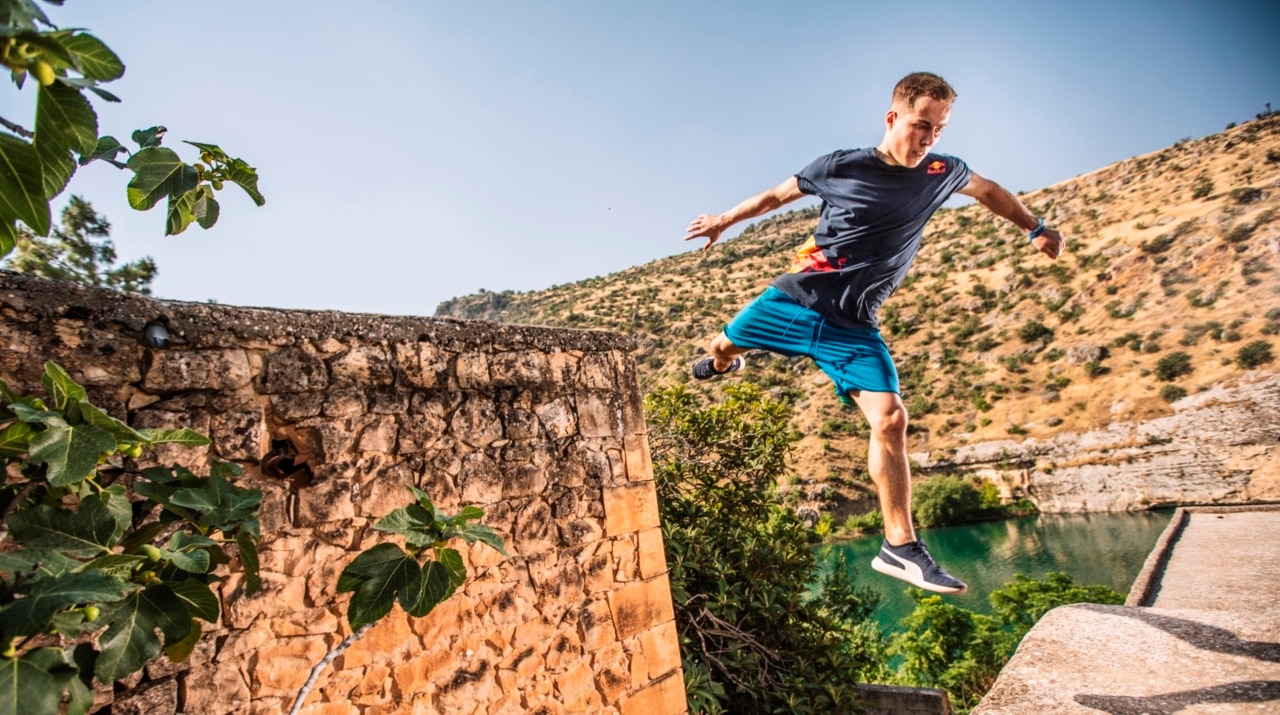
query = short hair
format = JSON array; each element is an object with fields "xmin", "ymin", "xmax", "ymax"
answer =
[{"xmin": 891, "ymin": 72, "xmax": 956, "ymax": 109}]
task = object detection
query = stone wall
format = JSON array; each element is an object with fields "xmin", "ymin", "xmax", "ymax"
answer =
[
  {"xmin": 0, "ymin": 272, "xmax": 686, "ymax": 715},
  {"xmin": 912, "ymin": 371, "xmax": 1280, "ymax": 512}
]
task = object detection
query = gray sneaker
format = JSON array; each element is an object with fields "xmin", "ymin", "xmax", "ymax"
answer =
[
  {"xmin": 871, "ymin": 539, "xmax": 967, "ymax": 594},
  {"xmin": 691, "ymin": 355, "xmax": 745, "ymax": 380}
]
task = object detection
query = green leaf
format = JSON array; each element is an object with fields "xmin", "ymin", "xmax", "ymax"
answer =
[
  {"xmin": 0, "ymin": 420, "xmax": 35, "ymax": 458},
  {"xmin": 130, "ymin": 126, "xmax": 166, "ymax": 149},
  {"xmin": 163, "ymin": 618, "xmax": 201, "ymax": 663},
  {"xmin": 169, "ymin": 580, "xmax": 219, "ymax": 623},
  {"xmin": 50, "ymin": 609, "xmax": 93, "ymax": 639},
  {"xmin": 7, "ymin": 497, "xmax": 118, "ymax": 557},
  {"xmin": 35, "ymin": 81, "xmax": 98, "ymax": 164},
  {"xmin": 457, "ymin": 505, "xmax": 485, "ymax": 522},
  {"xmin": 342, "ymin": 545, "xmax": 418, "ymax": 630},
  {"xmin": 163, "ymin": 546, "xmax": 209, "ymax": 574},
  {"xmin": 459, "ymin": 523, "xmax": 507, "ymax": 557},
  {"xmin": 222, "ymin": 157, "xmax": 265, "ymax": 206},
  {"xmin": 80, "ymin": 554, "xmax": 144, "ymax": 579},
  {"xmin": 0, "ymin": 571, "xmax": 130, "ymax": 637},
  {"xmin": 66, "ymin": 644, "xmax": 96, "ymax": 715},
  {"xmin": 88, "ymin": 86, "xmax": 121, "ymax": 103},
  {"xmin": 125, "ymin": 146, "xmax": 197, "ymax": 211},
  {"xmin": 0, "ymin": 548, "xmax": 81, "ymax": 582},
  {"xmin": 0, "ymin": 219, "xmax": 15, "ymax": 259},
  {"xmin": 407, "ymin": 485, "xmax": 436, "ymax": 514},
  {"xmin": 437, "ymin": 547, "xmax": 466, "ymax": 590},
  {"xmin": 9, "ymin": 403, "xmax": 63, "ymax": 425},
  {"xmin": 98, "ymin": 485, "xmax": 132, "ymax": 546},
  {"xmin": 192, "ymin": 188, "xmax": 219, "ymax": 230},
  {"xmin": 235, "ymin": 531, "xmax": 260, "ymax": 596},
  {"xmin": 94, "ymin": 585, "xmax": 190, "ymax": 682},
  {"xmin": 167, "ymin": 532, "xmax": 218, "ymax": 551},
  {"xmin": 401, "ymin": 560, "xmax": 452, "ymax": 617},
  {"xmin": 374, "ymin": 504, "xmax": 440, "ymax": 548},
  {"xmin": 165, "ymin": 188, "xmax": 197, "ymax": 235},
  {"xmin": 27, "ymin": 423, "xmax": 115, "ymax": 487},
  {"xmin": 138, "ymin": 428, "xmax": 210, "ymax": 447},
  {"xmin": 61, "ymin": 33, "xmax": 124, "ymax": 81},
  {"xmin": 77, "ymin": 403, "xmax": 145, "ymax": 445},
  {"xmin": 0, "ymin": 132, "xmax": 51, "ymax": 236},
  {"xmin": 210, "ymin": 461, "xmax": 244, "ymax": 479},
  {"xmin": 0, "ymin": 1, "xmax": 53, "ymax": 29},
  {"xmin": 0, "ymin": 654, "xmax": 62, "ymax": 715},
  {"xmin": 78, "ymin": 135, "xmax": 126, "ymax": 167},
  {"xmin": 170, "ymin": 474, "xmax": 262, "ymax": 531},
  {"xmin": 118, "ymin": 522, "xmax": 168, "ymax": 553}
]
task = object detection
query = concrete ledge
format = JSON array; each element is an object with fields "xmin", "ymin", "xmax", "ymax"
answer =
[{"xmin": 853, "ymin": 683, "xmax": 953, "ymax": 715}]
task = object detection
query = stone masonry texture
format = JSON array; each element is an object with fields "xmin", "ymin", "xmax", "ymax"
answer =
[{"xmin": 0, "ymin": 271, "xmax": 687, "ymax": 715}]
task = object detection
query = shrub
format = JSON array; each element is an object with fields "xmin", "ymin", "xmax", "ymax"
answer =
[
  {"xmin": 647, "ymin": 384, "xmax": 883, "ymax": 713},
  {"xmin": 1191, "ymin": 175, "xmax": 1214, "ymax": 199},
  {"xmin": 843, "ymin": 511, "xmax": 884, "ymax": 534},
  {"xmin": 1223, "ymin": 223, "xmax": 1255, "ymax": 243},
  {"xmin": 1160, "ymin": 384, "xmax": 1188, "ymax": 402},
  {"xmin": 1139, "ymin": 234, "xmax": 1176, "ymax": 254},
  {"xmin": 1017, "ymin": 320, "xmax": 1055, "ymax": 343},
  {"xmin": 913, "ymin": 476, "xmax": 984, "ymax": 527},
  {"xmin": 1236, "ymin": 340, "xmax": 1274, "ymax": 369},
  {"xmin": 1230, "ymin": 187, "xmax": 1263, "ymax": 205},
  {"xmin": 1155, "ymin": 351, "xmax": 1194, "ymax": 381}
]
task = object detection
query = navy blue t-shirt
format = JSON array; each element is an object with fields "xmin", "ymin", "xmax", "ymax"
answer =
[{"xmin": 772, "ymin": 148, "xmax": 971, "ymax": 330}]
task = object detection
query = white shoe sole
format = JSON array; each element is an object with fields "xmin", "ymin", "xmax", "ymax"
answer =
[{"xmin": 871, "ymin": 554, "xmax": 968, "ymax": 594}]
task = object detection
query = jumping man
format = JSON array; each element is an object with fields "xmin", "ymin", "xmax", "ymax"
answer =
[{"xmin": 683, "ymin": 72, "xmax": 1064, "ymax": 594}]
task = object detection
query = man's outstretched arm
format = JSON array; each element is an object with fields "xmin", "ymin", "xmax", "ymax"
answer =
[
  {"xmin": 958, "ymin": 172, "xmax": 1064, "ymax": 259},
  {"xmin": 685, "ymin": 176, "xmax": 806, "ymax": 251}
]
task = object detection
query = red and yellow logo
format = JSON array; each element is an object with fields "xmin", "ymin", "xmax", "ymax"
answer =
[{"xmin": 927, "ymin": 160, "xmax": 946, "ymax": 175}]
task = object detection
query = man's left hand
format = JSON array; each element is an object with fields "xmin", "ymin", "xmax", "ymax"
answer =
[{"xmin": 1033, "ymin": 228, "xmax": 1065, "ymax": 260}]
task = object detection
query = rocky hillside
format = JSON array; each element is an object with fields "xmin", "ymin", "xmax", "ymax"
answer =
[{"xmin": 437, "ymin": 116, "xmax": 1280, "ymax": 516}]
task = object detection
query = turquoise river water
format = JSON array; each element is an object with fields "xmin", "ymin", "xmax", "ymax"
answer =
[{"xmin": 817, "ymin": 510, "xmax": 1176, "ymax": 631}]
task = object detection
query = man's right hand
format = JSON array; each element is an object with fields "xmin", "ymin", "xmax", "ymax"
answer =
[
  {"xmin": 684, "ymin": 214, "xmax": 725, "ymax": 251},
  {"xmin": 1033, "ymin": 228, "xmax": 1065, "ymax": 260}
]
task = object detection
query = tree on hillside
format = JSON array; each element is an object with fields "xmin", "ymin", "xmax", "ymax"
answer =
[
  {"xmin": 4, "ymin": 195, "xmax": 156, "ymax": 293},
  {"xmin": 647, "ymin": 383, "xmax": 887, "ymax": 714}
]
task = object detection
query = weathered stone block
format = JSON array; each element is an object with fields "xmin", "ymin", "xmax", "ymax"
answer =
[
  {"xmin": 555, "ymin": 659, "xmax": 595, "ymax": 704},
  {"xmin": 603, "ymin": 483, "xmax": 661, "ymax": 536},
  {"xmin": 490, "ymin": 350, "xmax": 552, "ymax": 387},
  {"xmin": 580, "ymin": 353, "xmax": 616, "ymax": 389},
  {"xmin": 514, "ymin": 498, "xmax": 558, "ymax": 554},
  {"xmin": 394, "ymin": 343, "xmax": 447, "ymax": 389},
  {"xmin": 271, "ymin": 392, "xmax": 324, "ymax": 421},
  {"xmin": 455, "ymin": 351, "xmax": 491, "ymax": 388},
  {"xmin": 112, "ymin": 678, "xmax": 177, "ymax": 715},
  {"xmin": 358, "ymin": 414, "xmax": 399, "ymax": 453},
  {"xmin": 536, "ymin": 398, "xmax": 577, "ymax": 440},
  {"xmin": 262, "ymin": 348, "xmax": 328, "ymax": 393},
  {"xmin": 638, "ymin": 621, "xmax": 681, "ymax": 680},
  {"xmin": 323, "ymin": 387, "xmax": 367, "ymax": 417},
  {"xmin": 607, "ymin": 574, "xmax": 675, "ymax": 641},
  {"xmin": 578, "ymin": 390, "xmax": 622, "ymax": 438},
  {"xmin": 459, "ymin": 452, "xmax": 503, "ymax": 504},
  {"xmin": 623, "ymin": 434, "xmax": 653, "ymax": 483},
  {"xmin": 579, "ymin": 598, "xmax": 617, "ymax": 651},
  {"xmin": 452, "ymin": 397, "xmax": 503, "ymax": 448},
  {"xmin": 212, "ymin": 409, "xmax": 267, "ymax": 461},
  {"xmin": 619, "ymin": 670, "xmax": 686, "ymax": 715},
  {"xmin": 330, "ymin": 345, "xmax": 394, "ymax": 387},
  {"xmin": 502, "ymin": 406, "xmax": 543, "ymax": 440},
  {"xmin": 637, "ymin": 527, "xmax": 667, "ymax": 580},
  {"xmin": 298, "ymin": 477, "xmax": 356, "ymax": 524},
  {"xmin": 144, "ymin": 348, "xmax": 251, "ymax": 392}
]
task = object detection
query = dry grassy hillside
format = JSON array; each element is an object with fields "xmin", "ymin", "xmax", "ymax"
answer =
[{"xmin": 437, "ymin": 116, "xmax": 1280, "ymax": 513}]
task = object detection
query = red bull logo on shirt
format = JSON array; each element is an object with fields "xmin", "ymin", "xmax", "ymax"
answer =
[{"xmin": 927, "ymin": 160, "xmax": 946, "ymax": 175}]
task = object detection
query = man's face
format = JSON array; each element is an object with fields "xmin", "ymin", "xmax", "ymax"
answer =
[{"xmin": 883, "ymin": 96, "xmax": 952, "ymax": 168}]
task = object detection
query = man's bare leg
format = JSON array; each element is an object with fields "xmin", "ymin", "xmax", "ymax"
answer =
[
  {"xmin": 850, "ymin": 390, "xmax": 916, "ymax": 546},
  {"xmin": 708, "ymin": 332, "xmax": 749, "ymax": 373}
]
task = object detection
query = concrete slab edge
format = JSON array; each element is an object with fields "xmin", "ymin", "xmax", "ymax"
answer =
[
  {"xmin": 1125, "ymin": 507, "xmax": 1188, "ymax": 607},
  {"xmin": 1124, "ymin": 503, "xmax": 1280, "ymax": 606}
]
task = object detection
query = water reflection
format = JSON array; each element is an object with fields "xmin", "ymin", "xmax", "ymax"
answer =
[{"xmin": 819, "ymin": 511, "xmax": 1175, "ymax": 631}]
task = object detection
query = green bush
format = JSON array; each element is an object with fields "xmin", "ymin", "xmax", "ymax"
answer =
[
  {"xmin": 1191, "ymin": 175, "xmax": 1214, "ymax": 199},
  {"xmin": 843, "ymin": 511, "xmax": 885, "ymax": 534},
  {"xmin": 1155, "ymin": 351, "xmax": 1194, "ymax": 381},
  {"xmin": 1160, "ymin": 384, "xmax": 1188, "ymax": 402},
  {"xmin": 647, "ymin": 384, "xmax": 882, "ymax": 713},
  {"xmin": 1236, "ymin": 340, "xmax": 1274, "ymax": 369},
  {"xmin": 1017, "ymin": 320, "xmax": 1055, "ymax": 344},
  {"xmin": 913, "ymin": 476, "xmax": 984, "ymax": 528},
  {"xmin": 891, "ymin": 573, "xmax": 1123, "ymax": 712}
]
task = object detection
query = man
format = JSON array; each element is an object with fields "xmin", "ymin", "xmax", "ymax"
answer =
[{"xmin": 683, "ymin": 72, "xmax": 1064, "ymax": 594}]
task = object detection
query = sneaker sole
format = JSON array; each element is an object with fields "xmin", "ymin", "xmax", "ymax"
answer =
[{"xmin": 871, "ymin": 554, "xmax": 968, "ymax": 594}]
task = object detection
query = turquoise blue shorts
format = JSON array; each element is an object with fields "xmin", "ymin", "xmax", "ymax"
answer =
[{"xmin": 724, "ymin": 287, "xmax": 900, "ymax": 396}]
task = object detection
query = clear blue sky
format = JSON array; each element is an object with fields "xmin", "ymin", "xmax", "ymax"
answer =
[{"xmin": 3, "ymin": 0, "xmax": 1277, "ymax": 316}]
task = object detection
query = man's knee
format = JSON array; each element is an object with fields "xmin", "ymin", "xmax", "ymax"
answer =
[{"xmin": 866, "ymin": 401, "xmax": 908, "ymax": 441}]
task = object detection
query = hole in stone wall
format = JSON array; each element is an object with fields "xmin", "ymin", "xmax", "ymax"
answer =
[{"xmin": 261, "ymin": 439, "xmax": 314, "ymax": 488}]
